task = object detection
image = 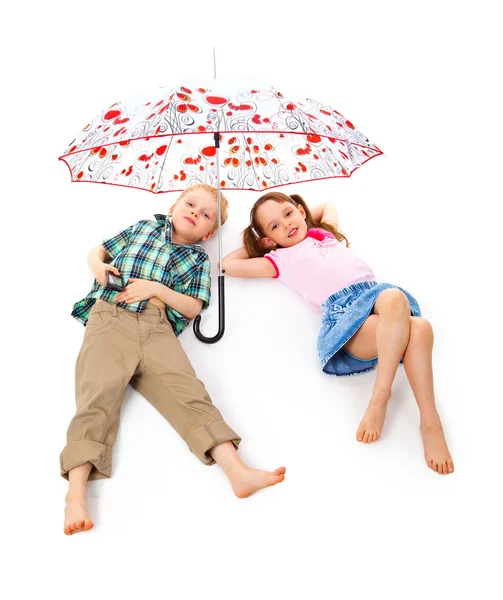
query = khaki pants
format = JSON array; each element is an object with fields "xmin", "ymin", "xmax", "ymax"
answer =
[{"xmin": 60, "ymin": 300, "xmax": 241, "ymax": 480}]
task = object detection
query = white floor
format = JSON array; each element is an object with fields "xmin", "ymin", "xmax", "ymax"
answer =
[{"xmin": 3, "ymin": 2, "xmax": 501, "ymax": 599}]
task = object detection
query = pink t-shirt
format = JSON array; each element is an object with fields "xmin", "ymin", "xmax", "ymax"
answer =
[{"xmin": 264, "ymin": 228, "xmax": 375, "ymax": 310}]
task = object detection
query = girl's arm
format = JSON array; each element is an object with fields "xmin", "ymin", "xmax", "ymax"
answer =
[
  {"xmin": 310, "ymin": 202, "xmax": 339, "ymax": 228},
  {"xmin": 222, "ymin": 247, "xmax": 276, "ymax": 278}
]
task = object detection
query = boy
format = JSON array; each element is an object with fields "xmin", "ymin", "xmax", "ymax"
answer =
[{"xmin": 61, "ymin": 184, "xmax": 286, "ymax": 535}]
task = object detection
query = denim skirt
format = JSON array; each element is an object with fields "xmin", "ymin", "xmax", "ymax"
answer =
[{"xmin": 318, "ymin": 280, "xmax": 421, "ymax": 377}]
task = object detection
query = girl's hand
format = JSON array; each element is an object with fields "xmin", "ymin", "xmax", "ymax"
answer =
[
  {"xmin": 116, "ymin": 279, "xmax": 160, "ymax": 304},
  {"xmin": 93, "ymin": 262, "xmax": 121, "ymax": 287}
]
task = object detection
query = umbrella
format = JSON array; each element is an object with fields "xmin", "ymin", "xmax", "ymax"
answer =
[{"xmin": 59, "ymin": 78, "xmax": 382, "ymax": 343}]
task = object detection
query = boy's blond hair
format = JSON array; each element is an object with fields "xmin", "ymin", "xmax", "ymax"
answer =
[{"xmin": 178, "ymin": 184, "xmax": 229, "ymax": 230}]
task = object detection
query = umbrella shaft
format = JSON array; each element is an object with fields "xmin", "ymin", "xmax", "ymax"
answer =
[{"xmin": 216, "ymin": 137, "xmax": 223, "ymax": 275}]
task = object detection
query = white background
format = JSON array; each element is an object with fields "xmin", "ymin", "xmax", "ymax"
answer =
[{"xmin": 2, "ymin": 1, "xmax": 501, "ymax": 598}]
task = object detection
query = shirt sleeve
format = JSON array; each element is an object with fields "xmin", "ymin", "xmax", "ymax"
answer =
[
  {"xmin": 102, "ymin": 223, "xmax": 135, "ymax": 260},
  {"xmin": 264, "ymin": 250, "xmax": 281, "ymax": 279},
  {"xmin": 183, "ymin": 255, "xmax": 212, "ymax": 309}
]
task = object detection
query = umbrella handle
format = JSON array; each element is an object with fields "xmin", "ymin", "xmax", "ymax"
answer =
[{"xmin": 193, "ymin": 275, "xmax": 225, "ymax": 343}]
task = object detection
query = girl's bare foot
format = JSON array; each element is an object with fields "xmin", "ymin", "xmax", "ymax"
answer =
[
  {"xmin": 420, "ymin": 420, "xmax": 454, "ymax": 474},
  {"xmin": 228, "ymin": 466, "xmax": 286, "ymax": 499},
  {"xmin": 64, "ymin": 494, "xmax": 94, "ymax": 535},
  {"xmin": 356, "ymin": 389, "xmax": 391, "ymax": 443}
]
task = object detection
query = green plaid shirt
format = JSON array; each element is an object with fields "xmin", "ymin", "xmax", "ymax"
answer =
[{"xmin": 71, "ymin": 214, "xmax": 211, "ymax": 336}]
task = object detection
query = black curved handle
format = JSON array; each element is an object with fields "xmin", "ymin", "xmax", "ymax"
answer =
[{"xmin": 193, "ymin": 275, "xmax": 225, "ymax": 344}]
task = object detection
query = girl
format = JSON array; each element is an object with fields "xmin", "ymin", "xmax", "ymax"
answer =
[{"xmin": 222, "ymin": 192, "xmax": 454, "ymax": 475}]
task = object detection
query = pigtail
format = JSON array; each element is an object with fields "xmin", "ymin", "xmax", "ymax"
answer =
[
  {"xmin": 290, "ymin": 193, "xmax": 350, "ymax": 247},
  {"xmin": 243, "ymin": 225, "xmax": 269, "ymax": 258}
]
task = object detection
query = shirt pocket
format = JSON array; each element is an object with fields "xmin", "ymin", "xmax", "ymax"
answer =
[{"xmin": 169, "ymin": 253, "xmax": 201, "ymax": 286}]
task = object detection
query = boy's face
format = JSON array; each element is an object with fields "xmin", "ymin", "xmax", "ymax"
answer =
[{"xmin": 169, "ymin": 188, "xmax": 218, "ymax": 243}]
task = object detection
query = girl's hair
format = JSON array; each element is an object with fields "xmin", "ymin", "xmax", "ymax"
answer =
[
  {"xmin": 243, "ymin": 192, "xmax": 350, "ymax": 257},
  {"xmin": 177, "ymin": 184, "xmax": 229, "ymax": 227}
]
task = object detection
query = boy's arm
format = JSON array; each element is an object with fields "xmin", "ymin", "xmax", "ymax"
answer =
[
  {"xmin": 152, "ymin": 284, "xmax": 203, "ymax": 320},
  {"xmin": 116, "ymin": 279, "xmax": 203, "ymax": 319},
  {"xmin": 90, "ymin": 222, "xmax": 135, "ymax": 285},
  {"xmin": 118, "ymin": 250, "xmax": 211, "ymax": 320},
  {"xmin": 222, "ymin": 247, "xmax": 276, "ymax": 278},
  {"xmin": 88, "ymin": 244, "xmax": 121, "ymax": 286},
  {"xmin": 310, "ymin": 202, "xmax": 339, "ymax": 227},
  {"xmin": 88, "ymin": 244, "xmax": 110, "ymax": 267}
]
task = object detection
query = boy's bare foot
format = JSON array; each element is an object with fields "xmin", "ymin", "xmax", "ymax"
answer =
[
  {"xmin": 64, "ymin": 494, "xmax": 94, "ymax": 535},
  {"xmin": 228, "ymin": 466, "xmax": 286, "ymax": 499},
  {"xmin": 356, "ymin": 389, "xmax": 391, "ymax": 443},
  {"xmin": 420, "ymin": 420, "xmax": 454, "ymax": 474}
]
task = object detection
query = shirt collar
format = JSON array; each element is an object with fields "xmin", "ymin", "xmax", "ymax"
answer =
[
  {"xmin": 306, "ymin": 227, "xmax": 334, "ymax": 242},
  {"xmin": 153, "ymin": 214, "xmax": 207, "ymax": 255},
  {"xmin": 154, "ymin": 213, "xmax": 174, "ymax": 243}
]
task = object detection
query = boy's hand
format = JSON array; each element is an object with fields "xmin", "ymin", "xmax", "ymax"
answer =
[
  {"xmin": 93, "ymin": 262, "xmax": 121, "ymax": 287},
  {"xmin": 116, "ymin": 279, "xmax": 160, "ymax": 304}
]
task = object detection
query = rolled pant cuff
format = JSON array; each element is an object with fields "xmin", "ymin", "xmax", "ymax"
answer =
[
  {"xmin": 191, "ymin": 420, "xmax": 242, "ymax": 466},
  {"xmin": 60, "ymin": 440, "xmax": 112, "ymax": 481}
]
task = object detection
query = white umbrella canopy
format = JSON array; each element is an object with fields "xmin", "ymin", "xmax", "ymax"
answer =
[{"xmin": 59, "ymin": 77, "xmax": 382, "ymax": 194}]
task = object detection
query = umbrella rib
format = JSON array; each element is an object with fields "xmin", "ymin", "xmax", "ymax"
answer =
[
  {"xmin": 155, "ymin": 132, "xmax": 175, "ymax": 192},
  {"xmin": 241, "ymin": 131, "xmax": 260, "ymax": 190}
]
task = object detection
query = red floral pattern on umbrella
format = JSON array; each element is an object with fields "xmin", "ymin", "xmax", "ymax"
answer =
[{"xmin": 59, "ymin": 85, "xmax": 382, "ymax": 192}]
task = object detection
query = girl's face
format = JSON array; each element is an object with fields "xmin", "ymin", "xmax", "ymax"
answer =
[{"xmin": 256, "ymin": 200, "xmax": 308, "ymax": 248}]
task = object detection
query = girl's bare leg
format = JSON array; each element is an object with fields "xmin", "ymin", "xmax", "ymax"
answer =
[
  {"xmin": 64, "ymin": 462, "xmax": 94, "ymax": 535},
  {"xmin": 402, "ymin": 318, "xmax": 454, "ymax": 474},
  {"xmin": 344, "ymin": 289, "xmax": 412, "ymax": 443},
  {"xmin": 209, "ymin": 441, "xmax": 286, "ymax": 498}
]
